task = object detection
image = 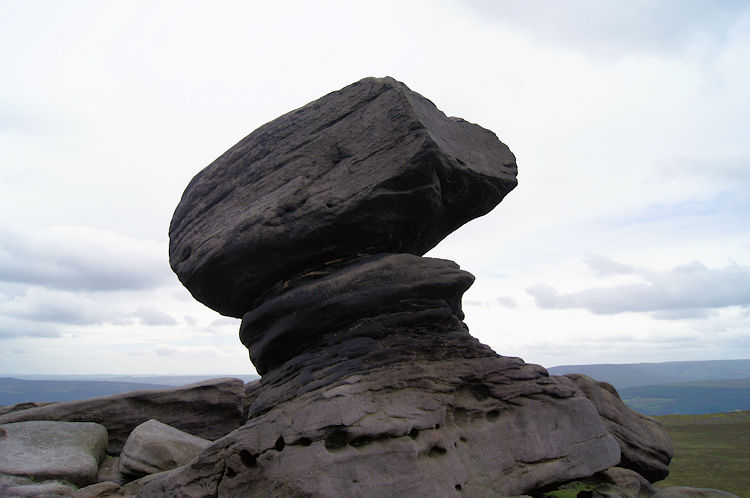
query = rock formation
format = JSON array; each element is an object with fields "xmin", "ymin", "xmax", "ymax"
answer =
[
  {"xmin": 0, "ymin": 378, "xmax": 244, "ymax": 454},
  {"xmin": 1, "ymin": 76, "xmax": 718, "ymax": 496},
  {"xmin": 0, "ymin": 421, "xmax": 107, "ymax": 487},
  {"xmin": 155, "ymin": 76, "xmax": 627, "ymax": 496}
]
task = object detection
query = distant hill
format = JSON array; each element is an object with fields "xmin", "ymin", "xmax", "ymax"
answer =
[
  {"xmin": 0, "ymin": 378, "xmax": 169, "ymax": 406},
  {"xmin": 619, "ymin": 378, "xmax": 750, "ymax": 415},
  {"xmin": 0, "ymin": 374, "xmax": 261, "ymax": 407},
  {"xmin": 547, "ymin": 359, "xmax": 750, "ymax": 390}
]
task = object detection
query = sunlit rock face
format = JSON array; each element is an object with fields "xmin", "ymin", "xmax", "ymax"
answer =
[{"xmin": 157, "ymin": 77, "xmax": 631, "ymax": 496}]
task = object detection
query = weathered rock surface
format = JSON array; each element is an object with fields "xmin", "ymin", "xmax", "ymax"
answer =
[
  {"xmin": 240, "ymin": 253, "xmax": 475, "ymax": 374},
  {"xmin": 0, "ymin": 378, "xmax": 244, "ymax": 454},
  {"xmin": 96, "ymin": 455, "xmax": 123, "ymax": 484},
  {"xmin": 169, "ymin": 76, "xmax": 517, "ymax": 317},
  {"xmin": 565, "ymin": 373, "xmax": 674, "ymax": 482},
  {"xmin": 75, "ymin": 481, "xmax": 121, "ymax": 498},
  {"xmin": 5, "ymin": 480, "xmax": 76, "ymax": 496},
  {"xmin": 118, "ymin": 419, "xmax": 210, "ymax": 480},
  {"xmin": 0, "ymin": 420, "xmax": 107, "ymax": 487},
  {"xmin": 142, "ymin": 356, "xmax": 621, "ymax": 497},
  {"xmin": 0, "ymin": 401, "xmax": 55, "ymax": 417}
]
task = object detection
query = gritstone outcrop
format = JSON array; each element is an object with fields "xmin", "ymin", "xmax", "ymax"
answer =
[{"xmin": 155, "ymin": 76, "xmax": 667, "ymax": 496}]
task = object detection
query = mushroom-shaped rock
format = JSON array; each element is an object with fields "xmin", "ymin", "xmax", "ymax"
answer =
[{"xmin": 169, "ymin": 76, "xmax": 517, "ymax": 317}]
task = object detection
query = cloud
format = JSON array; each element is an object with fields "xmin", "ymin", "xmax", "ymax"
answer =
[
  {"xmin": 0, "ymin": 317, "xmax": 61, "ymax": 339},
  {"xmin": 0, "ymin": 287, "xmax": 106, "ymax": 325},
  {"xmin": 527, "ymin": 260, "xmax": 750, "ymax": 317},
  {"xmin": 133, "ymin": 306, "xmax": 178, "ymax": 326},
  {"xmin": 584, "ymin": 254, "xmax": 636, "ymax": 277},
  {"xmin": 462, "ymin": 0, "xmax": 750, "ymax": 58},
  {"xmin": 138, "ymin": 344, "xmax": 235, "ymax": 358},
  {"xmin": 495, "ymin": 296, "xmax": 518, "ymax": 308},
  {"xmin": 0, "ymin": 225, "xmax": 171, "ymax": 291}
]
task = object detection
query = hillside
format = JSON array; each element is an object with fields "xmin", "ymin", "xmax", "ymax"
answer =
[
  {"xmin": 0, "ymin": 378, "xmax": 169, "ymax": 406},
  {"xmin": 547, "ymin": 359, "xmax": 750, "ymax": 389},
  {"xmin": 619, "ymin": 378, "xmax": 750, "ymax": 415},
  {"xmin": 656, "ymin": 411, "xmax": 750, "ymax": 497}
]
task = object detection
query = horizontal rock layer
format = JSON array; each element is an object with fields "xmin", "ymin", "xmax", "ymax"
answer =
[
  {"xmin": 240, "ymin": 253, "xmax": 475, "ymax": 375},
  {"xmin": 169, "ymin": 76, "xmax": 517, "ymax": 317}
]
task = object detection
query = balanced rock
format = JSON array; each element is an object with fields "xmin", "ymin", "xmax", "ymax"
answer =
[
  {"xmin": 0, "ymin": 420, "xmax": 107, "ymax": 487},
  {"xmin": 0, "ymin": 378, "xmax": 244, "ymax": 454},
  {"xmin": 565, "ymin": 373, "xmax": 674, "ymax": 482},
  {"xmin": 118, "ymin": 419, "xmax": 210, "ymax": 480},
  {"xmin": 169, "ymin": 76, "xmax": 517, "ymax": 317}
]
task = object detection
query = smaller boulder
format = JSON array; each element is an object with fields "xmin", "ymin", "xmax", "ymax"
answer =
[
  {"xmin": 563, "ymin": 374, "xmax": 674, "ymax": 482},
  {"xmin": 118, "ymin": 419, "xmax": 210, "ymax": 480},
  {"xmin": 0, "ymin": 420, "xmax": 107, "ymax": 487}
]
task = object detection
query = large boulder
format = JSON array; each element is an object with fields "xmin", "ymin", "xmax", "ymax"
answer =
[
  {"xmin": 0, "ymin": 378, "xmax": 244, "ymax": 454},
  {"xmin": 0, "ymin": 420, "xmax": 107, "ymax": 487},
  {"xmin": 118, "ymin": 419, "xmax": 210, "ymax": 480},
  {"xmin": 141, "ymin": 356, "xmax": 621, "ymax": 497},
  {"xmin": 169, "ymin": 76, "xmax": 517, "ymax": 317},
  {"xmin": 564, "ymin": 373, "xmax": 674, "ymax": 482}
]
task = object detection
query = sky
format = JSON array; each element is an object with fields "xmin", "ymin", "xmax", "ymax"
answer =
[{"xmin": 1, "ymin": 0, "xmax": 749, "ymax": 376}]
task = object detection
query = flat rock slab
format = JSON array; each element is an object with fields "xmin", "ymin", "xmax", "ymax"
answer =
[
  {"xmin": 169, "ymin": 76, "xmax": 517, "ymax": 317},
  {"xmin": 0, "ymin": 420, "xmax": 107, "ymax": 487},
  {"xmin": 119, "ymin": 419, "xmax": 210, "ymax": 480},
  {"xmin": 0, "ymin": 378, "xmax": 244, "ymax": 454}
]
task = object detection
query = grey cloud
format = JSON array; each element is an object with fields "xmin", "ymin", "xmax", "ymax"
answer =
[
  {"xmin": 0, "ymin": 319, "xmax": 61, "ymax": 339},
  {"xmin": 584, "ymin": 254, "xmax": 636, "ymax": 277},
  {"xmin": 133, "ymin": 306, "xmax": 178, "ymax": 326},
  {"xmin": 526, "ymin": 261, "xmax": 750, "ymax": 316},
  {"xmin": 463, "ymin": 0, "xmax": 749, "ymax": 58},
  {"xmin": 0, "ymin": 288, "xmax": 107, "ymax": 325},
  {"xmin": 495, "ymin": 296, "xmax": 518, "ymax": 308},
  {"xmin": 0, "ymin": 225, "xmax": 172, "ymax": 292}
]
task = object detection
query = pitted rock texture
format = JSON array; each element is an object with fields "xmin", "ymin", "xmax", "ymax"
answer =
[
  {"xmin": 169, "ymin": 76, "xmax": 517, "ymax": 317},
  {"xmin": 0, "ymin": 378, "xmax": 244, "ymax": 454},
  {"xmin": 141, "ymin": 357, "xmax": 621, "ymax": 497},
  {"xmin": 564, "ymin": 373, "xmax": 674, "ymax": 482}
]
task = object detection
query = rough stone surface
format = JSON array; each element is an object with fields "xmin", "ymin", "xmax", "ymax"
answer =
[
  {"xmin": 118, "ymin": 419, "xmax": 210, "ymax": 480},
  {"xmin": 169, "ymin": 76, "xmax": 517, "ymax": 317},
  {"xmin": 141, "ymin": 356, "xmax": 621, "ymax": 497},
  {"xmin": 0, "ymin": 401, "xmax": 56, "ymax": 417},
  {"xmin": 653, "ymin": 487, "xmax": 740, "ymax": 497},
  {"xmin": 0, "ymin": 420, "xmax": 107, "ymax": 487},
  {"xmin": 5, "ymin": 481, "xmax": 76, "ymax": 496},
  {"xmin": 240, "ymin": 253, "xmax": 475, "ymax": 374},
  {"xmin": 97, "ymin": 455, "xmax": 124, "ymax": 484},
  {"xmin": 243, "ymin": 380, "xmax": 261, "ymax": 420},
  {"xmin": 564, "ymin": 373, "xmax": 674, "ymax": 482},
  {"xmin": 75, "ymin": 481, "xmax": 122, "ymax": 498},
  {"xmin": 0, "ymin": 378, "xmax": 244, "ymax": 454}
]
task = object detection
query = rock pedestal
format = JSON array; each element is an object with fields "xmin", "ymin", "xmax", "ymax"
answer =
[{"xmin": 156, "ymin": 77, "xmax": 668, "ymax": 496}]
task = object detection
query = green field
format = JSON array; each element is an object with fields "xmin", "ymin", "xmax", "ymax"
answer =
[{"xmin": 656, "ymin": 411, "xmax": 750, "ymax": 497}]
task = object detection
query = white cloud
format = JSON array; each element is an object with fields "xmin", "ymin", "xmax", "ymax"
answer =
[
  {"xmin": 527, "ymin": 260, "xmax": 750, "ymax": 316},
  {"xmin": 0, "ymin": 225, "xmax": 171, "ymax": 292}
]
